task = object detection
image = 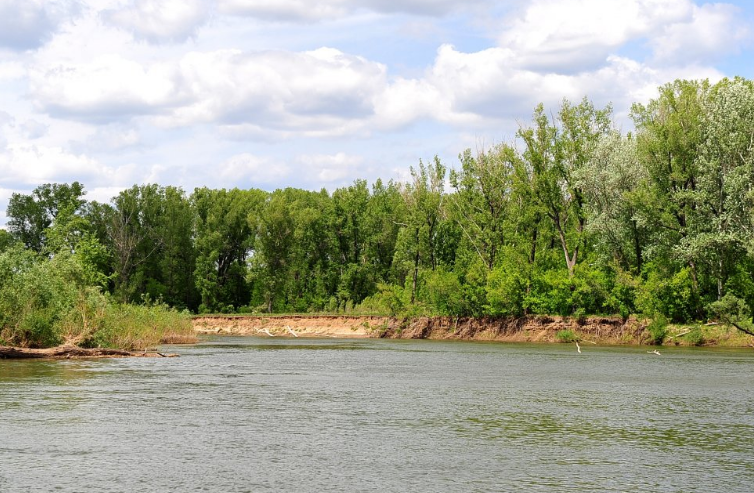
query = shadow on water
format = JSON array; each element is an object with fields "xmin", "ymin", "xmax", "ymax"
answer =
[{"xmin": 0, "ymin": 360, "xmax": 109, "ymax": 383}]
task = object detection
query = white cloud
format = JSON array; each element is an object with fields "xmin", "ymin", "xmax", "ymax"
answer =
[
  {"xmin": 104, "ymin": 0, "xmax": 211, "ymax": 43},
  {"xmin": 296, "ymin": 152, "xmax": 362, "ymax": 182},
  {"xmin": 397, "ymin": 44, "xmax": 725, "ymax": 129},
  {"xmin": 30, "ymin": 47, "xmax": 387, "ymax": 136},
  {"xmin": 217, "ymin": 0, "xmax": 487, "ymax": 21},
  {"xmin": 18, "ymin": 120, "xmax": 49, "ymax": 139},
  {"xmin": 0, "ymin": 0, "xmax": 77, "ymax": 50},
  {"xmin": 29, "ymin": 54, "xmax": 182, "ymax": 122},
  {"xmin": 0, "ymin": 144, "xmax": 102, "ymax": 186},
  {"xmin": 495, "ymin": 0, "xmax": 747, "ymax": 72},
  {"xmin": 0, "ymin": 111, "xmax": 13, "ymax": 127},
  {"xmin": 86, "ymin": 186, "xmax": 128, "ymax": 205},
  {"xmin": 219, "ymin": 153, "xmax": 291, "ymax": 183},
  {"xmin": 651, "ymin": 3, "xmax": 749, "ymax": 64},
  {"xmin": 0, "ymin": 61, "xmax": 26, "ymax": 80},
  {"xmin": 73, "ymin": 125, "xmax": 142, "ymax": 154},
  {"xmin": 218, "ymin": 0, "xmax": 348, "ymax": 21}
]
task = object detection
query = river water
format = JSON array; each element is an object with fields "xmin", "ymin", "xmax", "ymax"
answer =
[{"xmin": 1, "ymin": 337, "xmax": 753, "ymax": 492}]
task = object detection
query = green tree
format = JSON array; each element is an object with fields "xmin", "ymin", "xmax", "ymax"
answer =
[
  {"xmin": 450, "ymin": 145, "xmax": 516, "ymax": 271},
  {"xmin": 395, "ymin": 157, "xmax": 447, "ymax": 303},
  {"xmin": 519, "ymin": 98, "xmax": 613, "ymax": 276},
  {"xmin": 7, "ymin": 182, "xmax": 86, "ymax": 252},
  {"xmin": 193, "ymin": 187, "xmax": 263, "ymax": 312}
]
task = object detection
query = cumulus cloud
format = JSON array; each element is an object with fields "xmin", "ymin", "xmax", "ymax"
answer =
[
  {"xmin": 296, "ymin": 152, "xmax": 362, "ymax": 183},
  {"xmin": 104, "ymin": 0, "xmax": 211, "ymax": 43},
  {"xmin": 70, "ymin": 125, "xmax": 142, "ymax": 154},
  {"xmin": 496, "ymin": 0, "xmax": 747, "ymax": 73},
  {"xmin": 219, "ymin": 153, "xmax": 291, "ymax": 183},
  {"xmin": 29, "ymin": 54, "xmax": 182, "ymax": 123},
  {"xmin": 18, "ymin": 120, "xmax": 49, "ymax": 139},
  {"xmin": 417, "ymin": 45, "xmax": 724, "ymax": 127},
  {"xmin": 217, "ymin": 0, "xmax": 487, "ymax": 21},
  {"xmin": 0, "ymin": 0, "xmax": 77, "ymax": 51},
  {"xmin": 30, "ymin": 47, "xmax": 387, "ymax": 136},
  {"xmin": 650, "ymin": 3, "xmax": 749, "ymax": 64},
  {"xmin": 0, "ymin": 144, "xmax": 103, "ymax": 186}
]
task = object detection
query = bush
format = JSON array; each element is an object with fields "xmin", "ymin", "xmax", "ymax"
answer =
[
  {"xmin": 636, "ymin": 266, "xmax": 698, "ymax": 322},
  {"xmin": 422, "ymin": 268, "xmax": 467, "ymax": 316},
  {"xmin": 0, "ymin": 248, "xmax": 195, "ymax": 350},
  {"xmin": 646, "ymin": 314, "xmax": 669, "ymax": 345},
  {"xmin": 684, "ymin": 326, "xmax": 705, "ymax": 346},
  {"xmin": 486, "ymin": 263, "xmax": 526, "ymax": 316},
  {"xmin": 556, "ymin": 329, "xmax": 578, "ymax": 343}
]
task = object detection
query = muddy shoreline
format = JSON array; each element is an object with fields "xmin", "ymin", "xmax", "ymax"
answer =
[
  {"xmin": 193, "ymin": 314, "xmax": 648, "ymax": 344},
  {"xmin": 192, "ymin": 314, "xmax": 754, "ymax": 347}
]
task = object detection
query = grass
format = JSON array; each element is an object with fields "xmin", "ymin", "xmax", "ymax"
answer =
[{"xmin": 555, "ymin": 329, "xmax": 578, "ymax": 343}]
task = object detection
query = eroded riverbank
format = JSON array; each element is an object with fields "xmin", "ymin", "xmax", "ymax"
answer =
[{"xmin": 192, "ymin": 314, "xmax": 754, "ymax": 347}]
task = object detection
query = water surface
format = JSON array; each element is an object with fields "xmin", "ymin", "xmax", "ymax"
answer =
[{"xmin": 1, "ymin": 338, "xmax": 753, "ymax": 492}]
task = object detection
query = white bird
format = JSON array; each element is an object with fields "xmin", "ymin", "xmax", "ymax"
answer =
[
  {"xmin": 647, "ymin": 349, "xmax": 661, "ymax": 355},
  {"xmin": 576, "ymin": 342, "xmax": 581, "ymax": 354}
]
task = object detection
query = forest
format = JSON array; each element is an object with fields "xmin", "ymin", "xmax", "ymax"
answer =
[{"xmin": 3, "ymin": 77, "xmax": 754, "ymax": 347}]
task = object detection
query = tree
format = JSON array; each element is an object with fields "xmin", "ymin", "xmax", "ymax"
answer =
[
  {"xmin": 518, "ymin": 98, "xmax": 613, "ymax": 276},
  {"xmin": 631, "ymin": 80, "xmax": 708, "ymax": 295},
  {"xmin": 395, "ymin": 157, "xmax": 446, "ymax": 302},
  {"xmin": 7, "ymin": 182, "xmax": 86, "ymax": 253},
  {"xmin": 450, "ymin": 144, "xmax": 516, "ymax": 271},
  {"xmin": 193, "ymin": 187, "xmax": 263, "ymax": 312},
  {"xmin": 579, "ymin": 132, "xmax": 649, "ymax": 274}
]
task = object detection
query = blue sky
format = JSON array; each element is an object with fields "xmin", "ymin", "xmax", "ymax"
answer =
[{"xmin": 1, "ymin": 0, "xmax": 753, "ymax": 224}]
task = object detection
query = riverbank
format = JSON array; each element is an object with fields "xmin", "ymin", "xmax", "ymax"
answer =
[{"xmin": 192, "ymin": 315, "xmax": 754, "ymax": 347}]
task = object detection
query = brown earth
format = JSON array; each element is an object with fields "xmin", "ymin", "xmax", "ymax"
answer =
[{"xmin": 193, "ymin": 314, "xmax": 652, "ymax": 345}]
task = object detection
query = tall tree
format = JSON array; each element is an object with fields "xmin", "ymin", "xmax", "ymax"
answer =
[
  {"xmin": 450, "ymin": 145, "xmax": 516, "ymax": 271},
  {"xmin": 7, "ymin": 182, "xmax": 86, "ymax": 253},
  {"xmin": 518, "ymin": 98, "xmax": 613, "ymax": 276},
  {"xmin": 395, "ymin": 157, "xmax": 446, "ymax": 302},
  {"xmin": 193, "ymin": 187, "xmax": 263, "ymax": 312}
]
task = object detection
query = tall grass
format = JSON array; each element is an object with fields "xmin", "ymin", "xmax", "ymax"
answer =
[{"xmin": 0, "ymin": 247, "xmax": 196, "ymax": 350}]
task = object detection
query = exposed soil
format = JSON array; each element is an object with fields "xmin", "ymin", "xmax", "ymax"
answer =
[
  {"xmin": 193, "ymin": 314, "xmax": 652, "ymax": 345},
  {"xmin": 0, "ymin": 345, "xmax": 178, "ymax": 359}
]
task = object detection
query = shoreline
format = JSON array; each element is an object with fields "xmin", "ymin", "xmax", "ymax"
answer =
[
  {"xmin": 0, "ymin": 345, "xmax": 178, "ymax": 360},
  {"xmin": 192, "ymin": 314, "xmax": 754, "ymax": 347}
]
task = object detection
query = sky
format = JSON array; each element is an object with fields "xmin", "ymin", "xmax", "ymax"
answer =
[{"xmin": 1, "ymin": 0, "xmax": 753, "ymax": 225}]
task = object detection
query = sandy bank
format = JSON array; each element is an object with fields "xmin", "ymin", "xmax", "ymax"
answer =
[
  {"xmin": 193, "ymin": 315, "xmax": 651, "ymax": 344},
  {"xmin": 192, "ymin": 315, "xmax": 754, "ymax": 346},
  {"xmin": 193, "ymin": 315, "xmax": 384, "ymax": 338}
]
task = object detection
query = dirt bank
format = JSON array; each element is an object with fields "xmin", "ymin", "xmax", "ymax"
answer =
[
  {"xmin": 193, "ymin": 315, "xmax": 754, "ymax": 346},
  {"xmin": 193, "ymin": 315, "xmax": 650, "ymax": 344},
  {"xmin": 193, "ymin": 315, "xmax": 386, "ymax": 338}
]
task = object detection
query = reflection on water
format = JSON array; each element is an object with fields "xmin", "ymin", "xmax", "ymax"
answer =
[{"xmin": 1, "ymin": 338, "xmax": 753, "ymax": 492}]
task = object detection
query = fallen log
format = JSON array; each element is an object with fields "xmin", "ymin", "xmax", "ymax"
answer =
[{"xmin": 0, "ymin": 345, "xmax": 178, "ymax": 359}]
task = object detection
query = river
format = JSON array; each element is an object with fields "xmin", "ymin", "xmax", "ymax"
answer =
[{"xmin": 1, "ymin": 337, "xmax": 753, "ymax": 492}]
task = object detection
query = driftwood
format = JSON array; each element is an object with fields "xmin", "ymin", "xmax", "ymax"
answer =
[
  {"xmin": 0, "ymin": 345, "xmax": 177, "ymax": 359},
  {"xmin": 668, "ymin": 330, "xmax": 692, "ymax": 340}
]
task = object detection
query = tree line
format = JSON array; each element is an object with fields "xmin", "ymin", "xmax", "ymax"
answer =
[{"xmin": 4, "ymin": 78, "xmax": 754, "ymax": 332}]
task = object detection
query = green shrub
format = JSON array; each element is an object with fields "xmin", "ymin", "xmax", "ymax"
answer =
[
  {"xmin": 684, "ymin": 326, "xmax": 705, "ymax": 346},
  {"xmin": 0, "ymin": 247, "xmax": 195, "ymax": 350},
  {"xmin": 556, "ymin": 329, "xmax": 578, "ymax": 343},
  {"xmin": 647, "ymin": 315, "xmax": 669, "ymax": 345},
  {"xmin": 637, "ymin": 266, "xmax": 698, "ymax": 322}
]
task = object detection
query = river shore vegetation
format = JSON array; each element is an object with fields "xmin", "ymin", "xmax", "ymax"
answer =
[{"xmin": 3, "ymin": 77, "xmax": 754, "ymax": 348}]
